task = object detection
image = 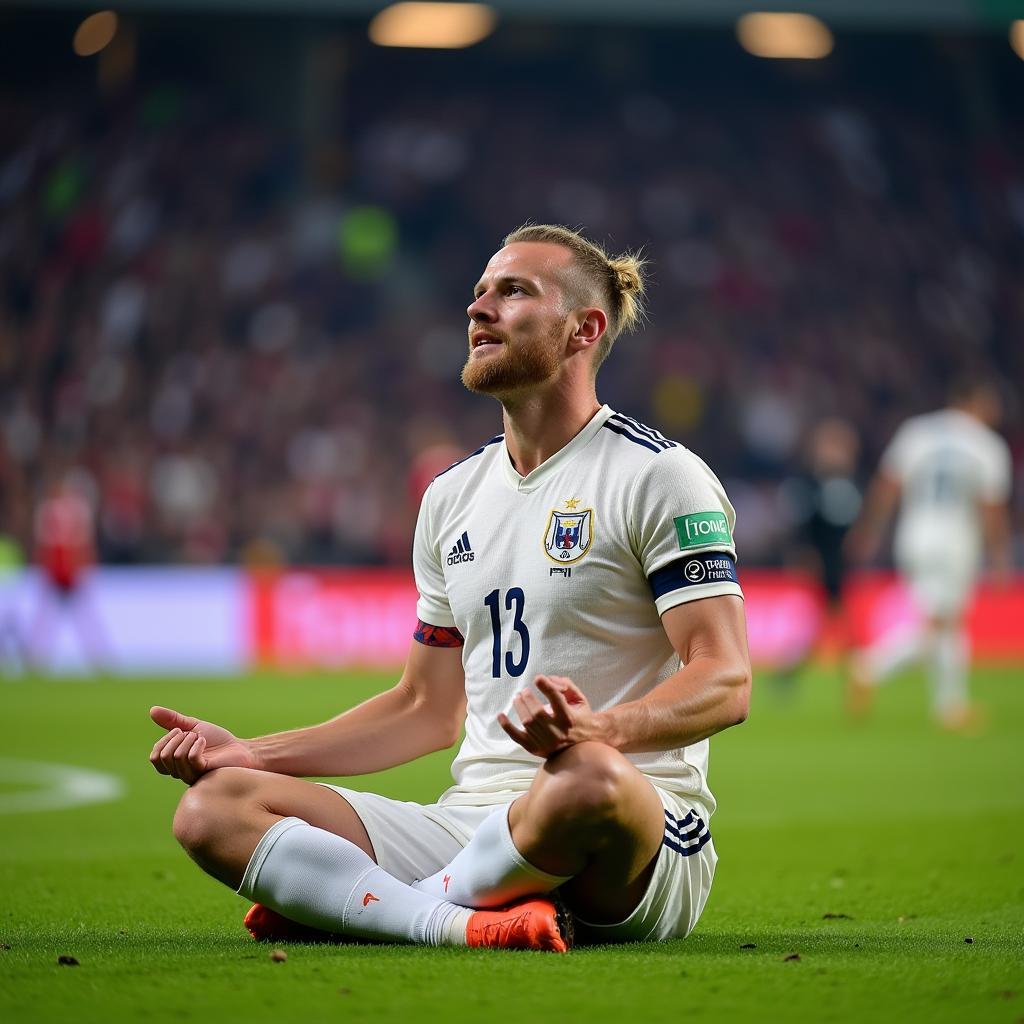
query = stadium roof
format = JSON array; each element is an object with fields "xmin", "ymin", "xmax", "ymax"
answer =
[{"xmin": 21, "ymin": 0, "xmax": 1024, "ymax": 31}]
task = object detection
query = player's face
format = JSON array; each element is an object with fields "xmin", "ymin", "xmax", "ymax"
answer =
[{"xmin": 462, "ymin": 242, "xmax": 575, "ymax": 396}]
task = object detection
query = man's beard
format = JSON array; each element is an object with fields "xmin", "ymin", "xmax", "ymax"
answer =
[{"xmin": 461, "ymin": 322, "xmax": 564, "ymax": 396}]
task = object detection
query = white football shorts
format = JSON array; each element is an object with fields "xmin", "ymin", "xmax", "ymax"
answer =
[
  {"xmin": 894, "ymin": 528, "xmax": 978, "ymax": 618},
  {"xmin": 318, "ymin": 781, "xmax": 717, "ymax": 943}
]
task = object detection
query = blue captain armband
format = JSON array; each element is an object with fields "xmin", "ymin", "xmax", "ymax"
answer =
[{"xmin": 648, "ymin": 552, "xmax": 739, "ymax": 599}]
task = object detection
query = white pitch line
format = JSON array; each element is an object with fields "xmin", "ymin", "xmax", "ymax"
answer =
[{"xmin": 0, "ymin": 758, "xmax": 125, "ymax": 814}]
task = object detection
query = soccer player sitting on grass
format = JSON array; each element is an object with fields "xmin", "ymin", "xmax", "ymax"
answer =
[{"xmin": 148, "ymin": 225, "xmax": 752, "ymax": 952}]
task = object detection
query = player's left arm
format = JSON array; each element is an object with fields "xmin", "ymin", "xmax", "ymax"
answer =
[
  {"xmin": 981, "ymin": 499, "xmax": 1013, "ymax": 584},
  {"xmin": 498, "ymin": 595, "xmax": 750, "ymax": 757},
  {"xmin": 980, "ymin": 440, "xmax": 1014, "ymax": 585},
  {"xmin": 603, "ymin": 594, "xmax": 751, "ymax": 751},
  {"xmin": 499, "ymin": 447, "xmax": 750, "ymax": 757}
]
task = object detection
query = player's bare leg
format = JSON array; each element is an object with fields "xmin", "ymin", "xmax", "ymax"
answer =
[
  {"xmin": 171, "ymin": 767, "xmax": 568, "ymax": 951},
  {"xmin": 415, "ymin": 741, "xmax": 665, "ymax": 924},
  {"xmin": 508, "ymin": 741, "xmax": 666, "ymax": 922},
  {"xmin": 845, "ymin": 651, "xmax": 876, "ymax": 718},
  {"xmin": 846, "ymin": 618, "xmax": 928, "ymax": 720},
  {"xmin": 926, "ymin": 614, "xmax": 984, "ymax": 734},
  {"xmin": 172, "ymin": 766, "xmax": 375, "ymax": 887}
]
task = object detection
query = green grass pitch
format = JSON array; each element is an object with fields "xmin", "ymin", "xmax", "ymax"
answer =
[{"xmin": 1, "ymin": 664, "xmax": 1022, "ymax": 1023}]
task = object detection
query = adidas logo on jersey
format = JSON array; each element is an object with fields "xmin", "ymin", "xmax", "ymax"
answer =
[{"xmin": 447, "ymin": 531, "xmax": 475, "ymax": 565}]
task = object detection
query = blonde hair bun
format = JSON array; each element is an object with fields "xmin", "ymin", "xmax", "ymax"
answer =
[{"xmin": 502, "ymin": 223, "xmax": 648, "ymax": 363}]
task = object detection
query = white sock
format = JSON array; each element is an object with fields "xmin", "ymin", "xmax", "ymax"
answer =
[
  {"xmin": 930, "ymin": 625, "xmax": 969, "ymax": 714},
  {"xmin": 412, "ymin": 805, "xmax": 570, "ymax": 908},
  {"xmin": 237, "ymin": 817, "xmax": 473, "ymax": 946},
  {"xmin": 864, "ymin": 622, "xmax": 927, "ymax": 684}
]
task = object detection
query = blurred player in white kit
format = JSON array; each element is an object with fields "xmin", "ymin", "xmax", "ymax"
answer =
[{"xmin": 846, "ymin": 378, "xmax": 1013, "ymax": 730}]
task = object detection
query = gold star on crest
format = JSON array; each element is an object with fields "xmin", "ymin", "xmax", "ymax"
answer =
[{"xmin": 563, "ymin": 497, "xmax": 581, "ymax": 510}]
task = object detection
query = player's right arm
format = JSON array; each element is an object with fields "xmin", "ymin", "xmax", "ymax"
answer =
[
  {"xmin": 149, "ymin": 628, "xmax": 466, "ymax": 784},
  {"xmin": 151, "ymin": 479, "xmax": 465, "ymax": 784},
  {"xmin": 845, "ymin": 421, "xmax": 913, "ymax": 563},
  {"xmin": 844, "ymin": 469, "xmax": 900, "ymax": 564}
]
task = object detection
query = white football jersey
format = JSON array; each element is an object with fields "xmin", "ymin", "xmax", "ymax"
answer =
[
  {"xmin": 413, "ymin": 405, "xmax": 742, "ymax": 818},
  {"xmin": 882, "ymin": 409, "xmax": 1012, "ymax": 568}
]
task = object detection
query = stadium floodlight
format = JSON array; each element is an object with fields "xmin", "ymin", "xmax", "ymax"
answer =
[
  {"xmin": 1011, "ymin": 21, "xmax": 1024, "ymax": 60},
  {"xmin": 369, "ymin": 2, "xmax": 497, "ymax": 49},
  {"xmin": 72, "ymin": 10, "xmax": 118, "ymax": 57},
  {"xmin": 736, "ymin": 12, "xmax": 833, "ymax": 59}
]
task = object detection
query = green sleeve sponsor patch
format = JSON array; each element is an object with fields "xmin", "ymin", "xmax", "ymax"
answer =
[{"xmin": 674, "ymin": 511, "xmax": 733, "ymax": 550}]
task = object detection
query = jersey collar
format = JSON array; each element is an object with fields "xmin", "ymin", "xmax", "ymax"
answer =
[{"xmin": 499, "ymin": 405, "xmax": 615, "ymax": 493}]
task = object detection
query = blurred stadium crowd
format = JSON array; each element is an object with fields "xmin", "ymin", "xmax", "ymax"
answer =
[{"xmin": 2, "ymin": 20, "xmax": 1022, "ymax": 569}]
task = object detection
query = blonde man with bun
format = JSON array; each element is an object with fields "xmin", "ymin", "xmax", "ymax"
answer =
[{"xmin": 148, "ymin": 226, "xmax": 751, "ymax": 951}]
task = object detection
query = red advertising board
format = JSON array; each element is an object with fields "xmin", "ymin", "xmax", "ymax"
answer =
[
  {"xmin": 3, "ymin": 568, "xmax": 1018, "ymax": 675},
  {"xmin": 248, "ymin": 569, "xmax": 1024, "ymax": 669},
  {"xmin": 843, "ymin": 572, "xmax": 1024, "ymax": 659},
  {"xmin": 249, "ymin": 569, "xmax": 419, "ymax": 669},
  {"xmin": 2, "ymin": 567, "xmax": 1020, "ymax": 675}
]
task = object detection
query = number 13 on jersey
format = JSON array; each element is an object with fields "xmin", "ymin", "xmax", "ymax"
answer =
[{"xmin": 484, "ymin": 588, "xmax": 531, "ymax": 678}]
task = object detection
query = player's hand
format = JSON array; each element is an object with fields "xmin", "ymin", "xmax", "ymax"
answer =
[
  {"xmin": 148, "ymin": 706, "xmax": 258, "ymax": 785},
  {"xmin": 497, "ymin": 675, "xmax": 603, "ymax": 759}
]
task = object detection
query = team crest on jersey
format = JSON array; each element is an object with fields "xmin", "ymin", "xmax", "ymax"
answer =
[{"xmin": 544, "ymin": 508, "xmax": 593, "ymax": 564}]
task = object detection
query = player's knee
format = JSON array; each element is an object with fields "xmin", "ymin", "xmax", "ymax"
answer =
[
  {"xmin": 545, "ymin": 742, "xmax": 634, "ymax": 826},
  {"xmin": 197, "ymin": 765, "xmax": 262, "ymax": 801},
  {"xmin": 172, "ymin": 768, "xmax": 254, "ymax": 855},
  {"xmin": 173, "ymin": 788, "xmax": 214, "ymax": 855}
]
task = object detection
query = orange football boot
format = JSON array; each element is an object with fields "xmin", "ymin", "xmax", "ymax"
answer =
[
  {"xmin": 937, "ymin": 703, "xmax": 987, "ymax": 736},
  {"xmin": 244, "ymin": 903, "xmax": 339, "ymax": 943},
  {"xmin": 465, "ymin": 897, "xmax": 572, "ymax": 953}
]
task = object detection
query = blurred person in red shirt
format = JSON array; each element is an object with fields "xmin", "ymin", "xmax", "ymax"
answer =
[{"xmin": 29, "ymin": 474, "xmax": 110, "ymax": 672}]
